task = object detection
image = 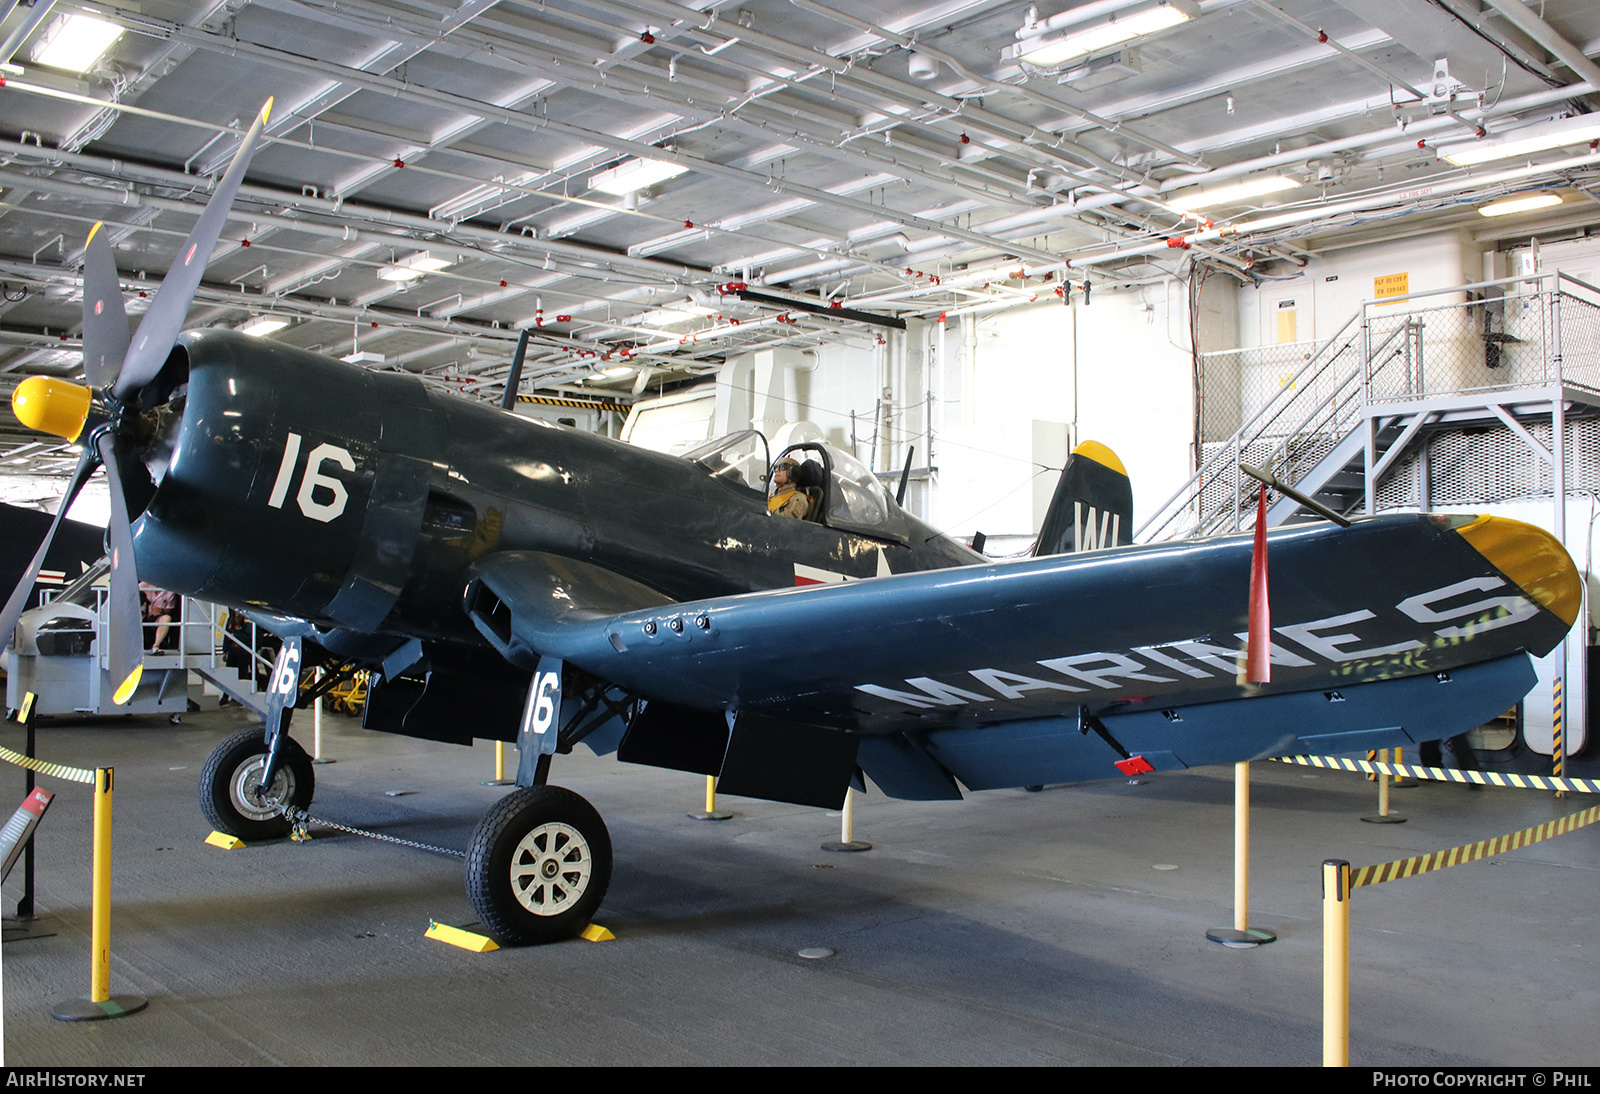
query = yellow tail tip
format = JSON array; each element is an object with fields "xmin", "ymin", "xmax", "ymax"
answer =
[{"xmin": 1071, "ymin": 440, "xmax": 1127, "ymax": 477}]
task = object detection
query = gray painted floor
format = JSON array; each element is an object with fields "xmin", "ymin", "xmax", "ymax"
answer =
[{"xmin": 1, "ymin": 705, "xmax": 1596, "ymax": 1067}]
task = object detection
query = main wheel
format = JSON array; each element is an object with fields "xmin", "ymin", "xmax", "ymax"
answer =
[
  {"xmin": 466, "ymin": 785, "xmax": 612, "ymax": 946},
  {"xmin": 199, "ymin": 728, "xmax": 315, "ymax": 841}
]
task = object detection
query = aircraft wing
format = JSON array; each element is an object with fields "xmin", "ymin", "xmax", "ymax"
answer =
[{"xmin": 464, "ymin": 513, "xmax": 1579, "ymax": 805}]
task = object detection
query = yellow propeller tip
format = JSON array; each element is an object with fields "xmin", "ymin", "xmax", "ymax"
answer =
[
  {"xmin": 86, "ymin": 221, "xmax": 104, "ymax": 246},
  {"xmin": 112, "ymin": 664, "xmax": 143, "ymax": 706},
  {"xmin": 261, "ymin": 97, "xmax": 273, "ymax": 124}
]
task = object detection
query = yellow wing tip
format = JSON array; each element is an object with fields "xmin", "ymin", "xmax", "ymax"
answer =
[
  {"xmin": 1071, "ymin": 440, "xmax": 1127, "ymax": 477},
  {"xmin": 1456, "ymin": 515, "xmax": 1583, "ymax": 628}
]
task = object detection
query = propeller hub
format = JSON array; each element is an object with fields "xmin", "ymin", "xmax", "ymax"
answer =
[{"xmin": 12, "ymin": 377, "xmax": 92, "ymax": 442}]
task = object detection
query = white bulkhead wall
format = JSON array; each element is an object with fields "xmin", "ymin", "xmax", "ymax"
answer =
[{"xmin": 709, "ymin": 278, "xmax": 1223, "ymax": 544}]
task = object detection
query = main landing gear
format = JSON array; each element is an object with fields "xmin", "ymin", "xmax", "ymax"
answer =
[
  {"xmin": 465, "ymin": 785, "xmax": 612, "ymax": 946},
  {"xmin": 197, "ymin": 738, "xmax": 614, "ymax": 947},
  {"xmin": 196, "ymin": 663, "xmax": 621, "ymax": 946},
  {"xmin": 199, "ymin": 727, "xmax": 315, "ymax": 842}
]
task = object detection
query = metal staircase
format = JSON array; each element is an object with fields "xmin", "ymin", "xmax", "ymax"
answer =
[{"xmin": 1138, "ymin": 271, "xmax": 1600, "ymax": 542}]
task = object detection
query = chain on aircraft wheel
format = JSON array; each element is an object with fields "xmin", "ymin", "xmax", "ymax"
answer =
[
  {"xmin": 466, "ymin": 785, "xmax": 612, "ymax": 946},
  {"xmin": 198, "ymin": 728, "xmax": 315, "ymax": 841}
]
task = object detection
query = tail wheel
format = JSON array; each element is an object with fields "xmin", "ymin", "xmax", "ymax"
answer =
[
  {"xmin": 466, "ymin": 785, "xmax": 612, "ymax": 945},
  {"xmin": 198, "ymin": 727, "xmax": 314, "ymax": 841}
]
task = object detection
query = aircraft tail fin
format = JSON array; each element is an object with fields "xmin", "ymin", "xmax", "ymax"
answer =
[{"xmin": 1034, "ymin": 440, "xmax": 1133, "ymax": 556}]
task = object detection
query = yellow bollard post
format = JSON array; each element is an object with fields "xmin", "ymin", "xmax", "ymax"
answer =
[
  {"xmin": 690, "ymin": 775, "xmax": 731, "ymax": 820},
  {"xmin": 1390, "ymin": 745, "xmax": 1418, "ymax": 789},
  {"xmin": 91, "ymin": 767, "xmax": 111, "ymax": 1003},
  {"xmin": 51, "ymin": 767, "xmax": 146, "ymax": 1021},
  {"xmin": 312, "ymin": 669, "xmax": 323, "ymax": 759},
  {"xmin": 1206, "ymin": 762, "xmax": 1276, "ymax": 946},
  {"xmin": 1322, "ymin": 859, "xmax": 1351, "ymax": 1067},
  {"xmin": 482, "ymin": 740, "xmax": 512, "ymax": 786},
  {"xmin": 1361, "ymin": 748, "xmax": 1405, "ymax": 824},
  {"xmin": 1236, "ymin": 761, "xmax": 1249, "ymax": 931},
  {"xmin": 822, "ymin": 786, "xmax": 870, "ymax": 852}
]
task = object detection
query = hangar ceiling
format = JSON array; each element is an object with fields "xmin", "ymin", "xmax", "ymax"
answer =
[{"xmin": 1, "ymin": 0, "xmax": 1599, "ymax": 475}]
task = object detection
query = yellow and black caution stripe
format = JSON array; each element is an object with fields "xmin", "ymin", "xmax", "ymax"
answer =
[
  {"xmin": 0, "ymin": 744, "xmax": 95, "ymax": 785},
  {"xmin": 1348, "ymin": 802, "xmax": 1600, "ymax": 889},
  {"xmin": 515, "ymin": 394, "xmax": 622, "ymax": 410},
  {"xmin": 1273, "ymin": 753, "xmax": 1600, "ymax": 795}
]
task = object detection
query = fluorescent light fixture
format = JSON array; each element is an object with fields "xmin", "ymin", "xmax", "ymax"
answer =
[
  {"xmin": 589, "ymin": 156, "xmax": 689, "ymax": 196},
  {"xmin": 635, "ymin": 302, "xmax": 714, "ymax": 326},
  {"xmin": 1170, "ymin": 175, "xmax": 1299, "ymax": 210},
  {"xmin": 238, "ymin": 316, "xmax": 289, "ymax": 337},
  {"xmin": 1017, "ymin": 1, "xmax": 1195, "ymax": 67},
  {"xmin": 1478, "ymin": 193, "xmax": 1563, "ymax": 218},
  {"xmin": 1439, "ymin": 116, "xmax": 1600, "ymax": 167},
  {"xmin": 32, "ymin": 14, "xmax": 123, "ymax": 73},
  {"xmin": 378, "ymin": 252, "xmax": 452, "ymax": 282}
]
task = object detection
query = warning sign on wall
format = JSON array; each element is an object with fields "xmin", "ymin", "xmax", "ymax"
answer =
[{"xmin": 1373, "ymin": 272, "xmax": 1409, "ymax": 304}]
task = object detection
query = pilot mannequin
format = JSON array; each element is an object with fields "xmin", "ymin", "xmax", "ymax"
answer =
[{"xmin": 768, "ymin": 457, "xmax": 810, "ymax": 520}]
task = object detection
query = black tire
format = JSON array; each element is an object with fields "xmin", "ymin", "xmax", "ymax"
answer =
[
  {"xmin": 466, "ymin": 785, "xmax": 612, "ymax": 946},
  {"xmin": 199, "ymin": 728, "xmax": 315, "ymax": 841}
]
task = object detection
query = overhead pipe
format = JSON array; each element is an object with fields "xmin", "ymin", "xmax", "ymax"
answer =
[
  {"xmin": 54, "ymin": 4, "xmax": 1057, "ymax": 265},
  {"xmin": 0, "ymin": 0, "xmax": 54, "ymax": 65},
  {"xmin": 1480, "ymin": 0, "xmax": 1600, "ymax": 90},
  {"xmin": 1157, "ymin": 81, "xmax": 1600, "ymax": 194},
  {"xmin": 2, "ymin": 75, "xmax": 917, "ymax": 288},
  {"xmin": 1071, "ymin": 151, "xmax": 1600, "ymax": 268},
  {"xmin": 770, "ymin": 77, "xmax": 1600, "ymax": 291},
  {"xmin": 787, "ymin": 0, "xmax": 1205, "ymax": 167},
  {"xmin": 306, "ymin": 0, "xmax": 1053, "ymax": 215},
  {"xmin": 1248, "ymin": 0, "xmax": 1483, "ymax": 137},
  {"xmin": 598, "ymin": 0, "xmax": 1150, "ymax": 188}
]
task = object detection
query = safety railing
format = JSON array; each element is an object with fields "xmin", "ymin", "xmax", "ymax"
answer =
[
  {"xmin": 32, "ymin": 582, "xmax": 276, "ymax": 709},
  {"xmin": 1138, "ymin": 271, "xmax": 1600, "ymax": 542}
]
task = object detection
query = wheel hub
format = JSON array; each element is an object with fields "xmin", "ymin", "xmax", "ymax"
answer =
[
  {"xmin": 509, "ymin": 821, "xmax": 592, "ymax": 916},
  {"xmin": 230, "ymin": 757, "xmax": 292, "ymax": 822}
]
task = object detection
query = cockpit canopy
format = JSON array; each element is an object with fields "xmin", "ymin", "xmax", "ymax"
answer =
[{"xmin": 682, "ymin": 430, "xmax": 902, "ymax": 541}]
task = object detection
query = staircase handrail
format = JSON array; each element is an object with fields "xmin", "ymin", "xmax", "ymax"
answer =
[{"xmin": 1137, "ymin": 309, "xmax": 1363, "ymax": 541}]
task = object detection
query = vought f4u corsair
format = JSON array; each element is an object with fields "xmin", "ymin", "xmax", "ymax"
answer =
[{"xmin": 2, "ymin": 100, "xmax": 1582, "ymax": 944}]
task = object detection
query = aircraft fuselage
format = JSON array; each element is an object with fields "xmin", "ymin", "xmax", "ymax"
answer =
[{"xmin": 131, "ymin": 331, "xmax": 977, "ymax": 649}]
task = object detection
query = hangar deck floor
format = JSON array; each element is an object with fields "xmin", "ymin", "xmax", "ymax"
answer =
[{"xmin": 1, "ymin": 705, "xmax": 1596, "ymax": 1068}]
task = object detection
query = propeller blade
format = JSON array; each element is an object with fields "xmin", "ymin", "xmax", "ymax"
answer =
[
  {"xmin": 114, "ymin": 98, "xmax": 274, "ymax": 401},
  {"xmin": 0, "ymin": 447, "xmax": 100, "ymax": 648},
  {"xmin": 80, "ymin": 223, "xmax": 131, "ymax": 391},
  {"xmin": 95, "ymin": 431, "xmax": 146, "ymax": 705}
]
